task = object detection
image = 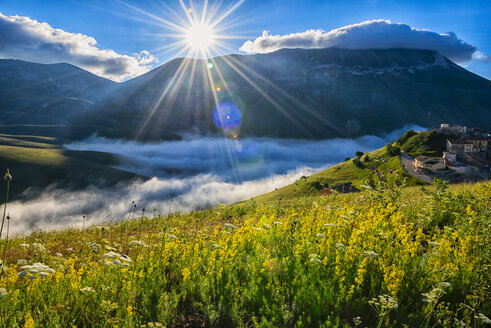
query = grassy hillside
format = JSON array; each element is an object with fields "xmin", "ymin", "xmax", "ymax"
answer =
[
  {"xmin": 0, "ymin": 134, "xmax": 144, "ymax": 198},
  {"xmin": 394, "ymin": 129, "xmax": 449, "ymax": 157},
  {"xmin": 0, "ymin": 182, "xmax": 489, "ymax": 327},
  {"xmin": 246, "ymin": 129, "xmax": 455, "ymax": 204},
  {"xmin": 247, "ymin": 143, "xmax": 427, "ymax": 204}
]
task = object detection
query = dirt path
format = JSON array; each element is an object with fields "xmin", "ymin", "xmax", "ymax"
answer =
[{"xmin": 400, "ymin": 154, "xmax": 433, "ymax": 183}]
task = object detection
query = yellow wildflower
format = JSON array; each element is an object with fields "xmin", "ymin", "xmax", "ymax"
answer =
[
  {"xmin": 23, "ymin": 313, "xmax": 34, "ymax": 328},
  {"xmin": 126, "ymin": 305, "xmax": 134, "ymax": 316},
  {"xmin": 182, "ymin": 267, "xmax": 191, "ymax": 282}
]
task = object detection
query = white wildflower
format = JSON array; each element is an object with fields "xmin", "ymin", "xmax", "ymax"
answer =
[
  {"xmin": 316, "ymin": 233, "xmax": 326, "ymax": 238},
  {"xmin": 438, "ymin": 282, "xmax": 451, "ymax": 288},
  {"xmin": 103, "ymin": 252, "xmax": 120, "ymax": 259},
  {"xmin": 32, "ymin": 243, "xmax": 46, "ymax": 253},
  {"xmin": 80, "ymin": 287, "xmax": 95, "ymax": 294},
  {"xmin": 364, "ymin": 251, "xmax": 380, "ymax": 259},
  {"xmin": 18, "ymin": 262, "xmax": 55, "ymax": 279},
  {"xmin": 369, "ymin": 294, "xmax": 398, "ymax": 311},
  {"xmin": 87, "ymin": 242, "xmax": 101, "ymax": 252},
  {"xmin": 211, "ymin": 244, "xmax": 220, "ymax": 250},
  {"xmin": 453, "ymin": 318, "xmax": 468, "ymax": 327},
  {"xmin": 17, "ymin": 259, "xmax": 28, "ymax": 265},
  {"xmin": 129, "ymin": 240, "xmax": 149, "ymax": 247},
  {"xmin": 309, "ymin": 254, "xmax": 322, "ymax": 264},
  {"xmin": 224, "ymin": 223, "xmax": 238, "ymax": 229},
  {"xmin": 18, "ymin": 243, "xmax": 30, "ymax": 249},
  {"xmin": 475, "ymin": 313, "xmax": 491, "ymax": 324},
  {"xmin": 103, "ymin": 252, "xmax": 132, "ymax": 267},
  {"xmin": 422, "ymin": 287, "xmax": 445, "ymax": 303},
  {"xmin": 0, "ymin": 288, "xmax": 7, "ymax": 299}
]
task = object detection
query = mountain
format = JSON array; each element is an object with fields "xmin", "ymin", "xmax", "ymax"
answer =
[
  {"xmin": 1, "ymin": 48, "xmax": 491, "ymax": 140},
  {"xmin": 85, "ymin": 48, "xmax": 491, "ymax": 140},
  {"xmin": 0, "ymin": 59, "xmax": 116, "ymax": 138}
]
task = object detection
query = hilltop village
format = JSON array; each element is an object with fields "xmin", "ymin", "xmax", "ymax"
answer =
[{"xmin": 408, "ymin": 124, "xmax": 490, "ymax": 182}]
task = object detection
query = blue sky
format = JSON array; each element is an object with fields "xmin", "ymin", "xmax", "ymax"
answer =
[{"xmin": 1, "ymin": 0, "xmax": 490, "ymax": 80}]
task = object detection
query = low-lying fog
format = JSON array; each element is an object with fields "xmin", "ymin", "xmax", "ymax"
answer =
[{"xmin": 7, "ymin": 125, "xmax": 422, "ymax": 233}]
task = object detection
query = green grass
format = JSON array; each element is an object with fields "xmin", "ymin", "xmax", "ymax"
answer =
[
  {"xmin": 0, "ymin": 181, "xmax": 489, "ymax": 327},
  {"xmin": 395, "ymin": 129, "xmax": 449, "ymax": 157},
  {"xmin": 247, "ymin": 143, "xmax": 427, "ymax": 204},
  {"xmin": 0, "ymin": 135, "xmax": 143, "ymax": 197}
]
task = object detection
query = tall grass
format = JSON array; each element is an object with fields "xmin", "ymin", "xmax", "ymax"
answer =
[{"xmin": 0, "ymin": 181, "xmax": 489, "ymax": 327}]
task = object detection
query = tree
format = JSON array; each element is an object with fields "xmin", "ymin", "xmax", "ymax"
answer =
[
  {"xmin": 395, "ymin": 130, "xmax": 417, "ymax": 146},
  {"xmin": 355, "ymin": 151, "xmax": 364, "ymax": 158},
  {"xmin": 386, "ymin": 144, "xmax": 401, "ymax": 156}
]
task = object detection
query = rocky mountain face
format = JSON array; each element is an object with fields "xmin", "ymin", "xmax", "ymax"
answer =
[{"xmin": 1, "ymin": 48, "xmax": 490, "ymax": 140}]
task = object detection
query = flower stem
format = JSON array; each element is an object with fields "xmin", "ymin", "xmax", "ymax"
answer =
[{"xmin": 0, "ymin": 180, "xmax": 10, "ymax": 240}]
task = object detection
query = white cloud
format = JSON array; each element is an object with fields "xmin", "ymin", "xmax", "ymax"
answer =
[
  {"xmin": 240, "ymin": 19, "xmax": 486, "ymax": 63},
  {"xmin": 472, "ymin": 51, "xmax": 490, "ymax": 63},
  {"xmin": 0, "ymin": 12, "xmax": 158, "ymax": 81}
]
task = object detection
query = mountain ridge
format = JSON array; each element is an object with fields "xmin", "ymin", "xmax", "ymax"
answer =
[{"xmin": 1, "ymin": 48, "xmax": 490, "ymax": 140}]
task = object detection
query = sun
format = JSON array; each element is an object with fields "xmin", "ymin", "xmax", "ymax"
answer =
[{"xmin": 185, "ymin": 22, "xmax": 215, "ymax": 52}]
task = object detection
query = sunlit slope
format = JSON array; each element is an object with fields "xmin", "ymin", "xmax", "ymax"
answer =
[
  {"xmin": 0, "ymin": 134, "xmax": 144, "ymax": 198},
  {"xmin": 0, "ymin": 182, "xmax": 488, "ymax": 327},
  {"xmin": 247, "ymin": 144, "xmax": 426, "ymax": 203}
]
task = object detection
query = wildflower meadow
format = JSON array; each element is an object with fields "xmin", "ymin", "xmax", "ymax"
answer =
[{"xmin": 0, "ymin": 178, "xmax": 489, "ymax": 327}]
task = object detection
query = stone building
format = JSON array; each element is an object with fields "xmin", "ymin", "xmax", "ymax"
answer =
[{"xmin": 414, "ymin": 155, "xmax": 446, "ymax": 172}]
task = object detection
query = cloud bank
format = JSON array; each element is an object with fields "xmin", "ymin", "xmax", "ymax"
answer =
[
  {"xmin": 8, "ymin": 125, "xmax": 423, "ymax": 234},
  {"xmin": 0, "ymin": 12, "xmax": 158, "ymax": 81},
  {"xmin": 240, "ymin": 19, "xmax": 487, "ymax": 63}
]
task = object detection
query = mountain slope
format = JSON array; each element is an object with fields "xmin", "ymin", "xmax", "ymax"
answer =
[
  {"xmin": 0, "ymin": 59, "xmax": 116, "ymax": 126},
  {"xmin": 1, "ymin": 48, "xmax": 491, "ymax": 141},
  {"xmin": 84, "ymin": 48, "xmax": 491, "ymax": 140}
]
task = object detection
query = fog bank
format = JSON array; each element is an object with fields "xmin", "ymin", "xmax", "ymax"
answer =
[{"xmin": 7, "ymin": 125, "xmax": 423, "ymax": 234}]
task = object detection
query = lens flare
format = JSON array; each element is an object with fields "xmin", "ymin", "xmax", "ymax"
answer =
[{"xmin": 213, "ymin": 101, "xmax": 241, "ymax": 130}]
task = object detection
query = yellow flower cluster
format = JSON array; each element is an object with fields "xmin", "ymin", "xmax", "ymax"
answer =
[{"xmin": 0, "ymin": 182, "xmax": 488, "ymax": 327}]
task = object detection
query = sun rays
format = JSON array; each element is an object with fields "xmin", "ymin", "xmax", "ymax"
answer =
[
  {"xmin": 116, "ymin": 0, "xmax": 336, "ymax": 180},
  {"xmin": 185, "ymin": 22, "xmax": 215, "ymax": 51}
]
